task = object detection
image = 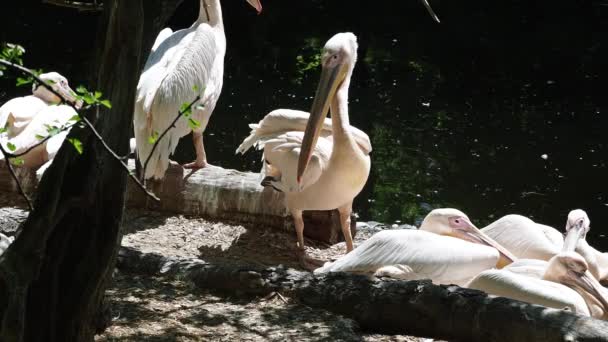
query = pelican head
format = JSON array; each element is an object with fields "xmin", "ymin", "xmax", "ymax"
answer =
[
  {"xmin": 245, "ymin": 0, "xmax": 263, "ymax": 14},
  {"xmin": 297, "ymin": 32, "xmax": 358, "ymax": 183},
  {"xmin": 563, "ymin": 209, "xmax": 590, "ymax": 252},
  {"xmin": 33, "ymin": 72, "xmax": 81, "ymax": 109},
  {"xmin": 544, "ymin": 252, "xmax": 608, "ymax": 314},
  {"xmin": 420, "ymin": 208, "xmax": 517, "ymax": 267}
]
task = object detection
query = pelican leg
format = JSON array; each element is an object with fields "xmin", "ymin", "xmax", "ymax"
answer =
[
  {"xmin": 292, "ymin": 209, "xmax": 325, "ymax": 271},
  {"xmin": 183, "ymin": 131, "xmax": 210, "ymax": 169},
  {"xmin": 338, "ymin": 203, "xmax": 354, "ymax": 252}
]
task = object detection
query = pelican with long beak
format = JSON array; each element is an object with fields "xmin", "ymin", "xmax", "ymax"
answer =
[
  {"xmin": 315, "ymin": 208, "xmax": 516, "ymax": 286},
  {"xmin": 237, "ymin": 33, "xmax": 371, "ymax": 270}
]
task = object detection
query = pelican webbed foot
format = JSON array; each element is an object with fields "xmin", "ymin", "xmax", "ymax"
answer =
[
  {"xmin": 261, "ymin": 176, "xmax": 283, "ymax": 192},
  {"xmin": 295, "ymin": 247, "xmax": 326, "ymax": 272}
]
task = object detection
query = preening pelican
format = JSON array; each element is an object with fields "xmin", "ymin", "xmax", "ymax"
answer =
[
  {"xmin": 134, "ymin": 0, "xmax": 262, "ymax": 180},
  {"xmin": 480, "ymin": 214, "xmax": 564, "ymax": 261},
  {"xmin": 563, "ymin": 209, "xmax": 608, "ymax": 285},
  {"xmin": 314, "ymin": 208, "xmax": 516, "ymax": 286},
  {"xmin": 238, "ymin": 33, "xmax": 372, "ymax": 269},
  {"xmin": 0, "ymin": 72, "xmax": 78, "ymax": 139}
]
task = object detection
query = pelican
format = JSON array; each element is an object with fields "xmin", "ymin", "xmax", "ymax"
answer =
[
  {"xmin": 0, "ymin": 72, "xmax": 78, "ymax": 139},
  {"xmin": 134, "ymin": 0, "xmax": 262, "ymax": 180},
  {"xmin": 480, "ymin": 214, "xmax": 564, "ymax": 261},
  {"xmin": 314, "ymin": 208, "xmax": 517, "ymax": 286},
  {"xmin": 237, "ymin": 33, "xmax": 373, "ymax": 269},
  {"xmin": 0, "ymin": 103, "xmax": 76, "ymax": 169},
  {"xmin": 563, "ymin": 209, "xmax": 608, "ymax": 285}
]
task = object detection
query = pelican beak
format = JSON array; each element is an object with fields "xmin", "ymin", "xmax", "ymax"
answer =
[
  {"xmin": 246, "ymin": 0, "xmax": 262, "ymax": 14},
  {"xmin": 452, "ymin": 218, "xmax": 517, "ymax": 268},
  {"xmin": 563, "ymin": 219, "xmax": 586, "ymax": 252},
  {"xmin": 56, "ymin": 83, "xmax": 82, "ymax": 110},
  {"xmin": 420, "ymin": 0, "xmax": 440, "ymax": 23},
  {"xmin": 568, "ymin": 270, "xmax": 608, "ymax": 312},
  {"xmin": 297, "ymin": 59, "xmax": 345, "ymax": 183}
]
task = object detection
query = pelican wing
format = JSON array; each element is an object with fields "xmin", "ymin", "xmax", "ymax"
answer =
[
  {"xmin": 151, "ymin": 28, "xmax": 174, "ymax": 53},
  {"xmin": 481, "ymin": 214, "xmax": 561, "ymax": 261},
  {"xmin": 236, "ymin": 109, "xmax": 371, "ymax": 155},
  {"xmin": 467, "ymin": 269, "xmax": 590, "ymax": 315},
  {"xmin": 0, "ymin": 96, "xmax": 47, "ymax": 138},
  {"xmin": 315, "ymin": 229, "xmax": 499, "ymax": 286},
  {"xmin": 134, "ymin": 23, "xmax": 221, "ymax": 179}
]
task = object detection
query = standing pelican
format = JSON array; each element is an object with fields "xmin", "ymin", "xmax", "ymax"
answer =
[
  {"xmin": 238, "ymin": 33, "xmax": 371, "ymax": 269},
  {"xmin": 480, "ymin": 214, "xmax": 564, "ymax": 261},
  {"xmin": 0, "ymin": 72, "xmax": 78, "ymax": 139},
  {"xmin": 134, "ymin": 0, "xmax": 262, "ymax": 180},
  {"xmin": 314, "ymin": 208, "xmax": 516, "ymax": 286}
]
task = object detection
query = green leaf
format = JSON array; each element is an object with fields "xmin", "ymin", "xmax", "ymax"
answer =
[
  {"xmin": 188, "ymin": 118, "xmax": 201, "ymax": 130},
  {"xmin": 68, "ymin": 138, "xmax": 83, "ymax": 154},
  {"xmin": 99, "ymin": 99, "xmax": 112, "ymax": 109},
  {"xmin": 15, "ymin": 77, "xmax": 32, "ymax": 87},
  {"xmin": 180, "ymin": 103, "xmax": 192, "ymax": 117},
  {"xmin": 148, "ymin": 131, "xmax": 159, "ymax": 144},
  {"xmin": 69, "ymin": 114, "xmax": 81, "ymax": 122},
  {"xmin": 35, "ymin": 134, "xmax": 46, "ymax": 141},
  {"xmin": 192, "ymin": 85, "xmax": 199, "ymax": 92},
  {"xmin": 83, "ymin": 94, "xmax": 95, "ymax": 105},
  {"xmin": 6, "ymin": 142, "xmax": 16, "ymax": 152},
  {"xmin": 44, "ymin": 124, "xmax": 61, "ymax": 136},
  {"xmin": 0, "ymin": 127, "xmax": 7, "ymax": 134},
  {"xmin": 94, "ymin": 91, "xmax": 102, "ymax": 99},
  {"xmin": 76, "ymin": 85, "xmax": 88, "ymax": 94},
  {"xmin": 9, "ymin": 157, "xmax": 24, "ymax": 166}
]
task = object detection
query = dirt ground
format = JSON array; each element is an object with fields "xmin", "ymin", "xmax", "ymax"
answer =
[{"xmin": 93, "ymin": 209, "xmax": 430, "ymax": 342}]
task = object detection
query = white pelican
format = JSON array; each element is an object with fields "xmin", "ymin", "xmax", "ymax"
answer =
[
  {"xmin": 0, "ymin": 72, "xmax": 78, "ymax": 139},
  {"xmin": 563, "ymin": 209, "xmax": 608, "ymax": 285},
  {"xmin": 480, "ymin": 214, "xmax": 564, "ymax": 261},
  {"xmin": 314, "ymin": 208, "xmax": 517, "ymax": 286},
  {"xmin": 237, "ymin": 33, "xmax": 372, "ymax": 269},
  {"xmin": 134, "ymin": 0, "xmax": 262, "ymax": 180},
  {"xmin": 0, "ymin": 103, "xmax": 76, "ymax": 169}
]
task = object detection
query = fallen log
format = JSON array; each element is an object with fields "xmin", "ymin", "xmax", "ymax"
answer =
[
  {"xmin": 0, "ymin": 160, "xmax": 355, "ymax": 244},
  {"xmin": 117, "ymin": 246, "xmax": 608, "ymax": 342}
]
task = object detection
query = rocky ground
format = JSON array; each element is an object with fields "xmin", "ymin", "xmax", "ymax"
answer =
[{"xmin": 1, "ymin": 198, "xmax": 432, "ymax": 342}]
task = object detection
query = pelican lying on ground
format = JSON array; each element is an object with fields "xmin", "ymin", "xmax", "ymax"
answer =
[
  {"xmin": 480, "ymin": 214, "xmax": 564, "ymax": 261},
  {"xmin": 0, "ymin": 72, "xmax": 79, "ymax": 139},
  {"xmin": 237, "ymin": 33, "xmax": 371, "ymax": 269},
  {"xmin": 314, "ymin": 208, "xmax": 517, "ymax": 286},
  {"xmin": 134, "ymin": 0, "xmax": 262, "ymax": 180}
]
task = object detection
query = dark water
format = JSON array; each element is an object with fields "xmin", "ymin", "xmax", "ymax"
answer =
[{"xmin": 1, "ymin": 1, "xmax": 607, "ymax": 246}]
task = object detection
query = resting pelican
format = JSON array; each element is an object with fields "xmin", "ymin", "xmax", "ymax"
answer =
[
  {"xmin": 134, "ymin": 0, "xmax": 262, "ymax": 180},
  {"xmin": 314, "ymin": 208, "xmax": 517, "ymax": 286},
  {"xmin": 480, "ymin": 214, "xmax": 564, "ymax": 261},
  {"xmin": 0, "ymin": 72, "xmax": 78, "ymax": 139},
  {"xmin": 1, "ymin": 103, "xmax": 76, "ymax": 169},
  {"xmin": 563, "ymin": 209, "xmax": 608, "ymax": 285},
  {"xmin": 237, "ymin": 33, "xmax": 373, "ymax": 269}
]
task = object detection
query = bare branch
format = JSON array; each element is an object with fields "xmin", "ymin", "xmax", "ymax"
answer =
[
  {"xmin": 0, "ymin": 58, "xmax": 159, "ymax": 202},
  {"xmin": 1, "ymin": 122, "xmax": 78, "ymax": 159},
  {"xmin": 0, "ymin": 144, "xmax": 33, "ymax": 210},
  {"xmin": 140, "ymin": 95, "xmax": 200, "ymax": 184}
]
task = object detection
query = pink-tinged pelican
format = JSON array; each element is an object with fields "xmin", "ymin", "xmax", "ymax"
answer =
[
  {"xmin": 314, "ymin": 208, "xmax": 517, "ymax": 285},
  {"xmin": 134, "ymin": 0, "xmax": 262, "ymax": 180},
  {"xmin": 238, "ymin": 33, "xmax": 372, "ymax": 269},
  {"xmin": 480, "ymin": 214, "xmax": 564, "ymax": 261},
  {"xmin": 562, "ymin": 209, "xmax": 608, "ymax": 285},
  {"xmin": 0, "ymin": 72, "xmax": 78, "ymax": 139}
]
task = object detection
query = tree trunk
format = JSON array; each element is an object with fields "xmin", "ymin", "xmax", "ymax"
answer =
[{"xmin": 118, "ymin": 246, "xmax": 608, "ymax": 342}]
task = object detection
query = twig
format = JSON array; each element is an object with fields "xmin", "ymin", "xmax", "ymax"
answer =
[
  {"xmin": 0, "ymin": 144, "xmax": 33, "ymax": 210},
  {"xmin": 0, "ymin": 58, "xmax": 159, "ymax": 202},
  {"xmin": 141, "ymin": 95, "xmax": 200, "ymax": 184}
]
